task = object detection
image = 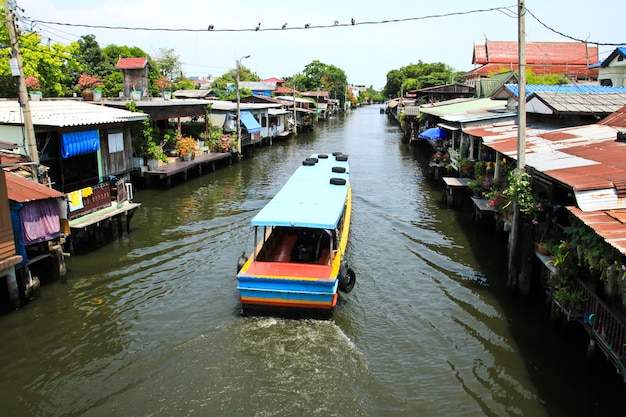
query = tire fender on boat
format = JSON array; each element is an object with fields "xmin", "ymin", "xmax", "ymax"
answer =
[
  {"xmin": 338, "ymin": 264, "xmax": 356, "ymax": 293},
  {"xmin": 237, "ymin": 252, "xmax": 248, "ymax": 273}
]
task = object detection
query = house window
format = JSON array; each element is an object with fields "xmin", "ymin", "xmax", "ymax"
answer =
[
  {"xmin": 600, "ymin": 79, "xmax": 613, "ymax": 87},
  {"xmin": 108, "ymin": 131, "xmax": 124, "ymax": 153}
]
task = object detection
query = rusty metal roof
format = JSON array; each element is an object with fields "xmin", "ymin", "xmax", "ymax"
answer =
[
  {"xmin": 5, "ymin": 171, "xmax": 65, "ymax": 202},
  {"xmin": 566, "ymin": 206, "xmax": 626, "ymax": 255},
  {"xmin": 599, "ymin": 105, "xmax": 626, "ymax": 128},
  {"xmin": 466, "ymin": 120, "xmax": 626, "ymax": 210},
  {"xmin": 0, "ymin": 100, "xmax": 147, "ymax": 127}
]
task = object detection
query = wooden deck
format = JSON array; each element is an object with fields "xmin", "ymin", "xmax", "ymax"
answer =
[
  {"xmin": 142, "ymin": 152, "xmax": 233, "ymax": 186},
  {"xmin": 69, "ymin": 201, "xmax": 141, "ymax": 230}
]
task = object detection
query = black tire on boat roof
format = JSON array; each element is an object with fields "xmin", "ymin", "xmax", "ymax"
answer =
[
  {"xmin": 330, "ymin": 177, "xmax": 346, "ymax": 185},
  {"xmin": 303, "ymin": 160, "xmax": 315, "ymax": 166},
  {"xmin": 305, "ymin": 157, "xmax": 319, "ymax": 163},
  {"xmin": 332, "ymin": 151, "xmax": 343, "ymax": 156},
  {"xmin": 332, "ymin": 166, "xmax": 346, "ymax": 173},
  {"xmin": 335, "ymin": 154, "xmax": 348, "ymax": 162},
  {"xmin": 317, "ymin": 154, "xmax": 329, "ymax": 158}
]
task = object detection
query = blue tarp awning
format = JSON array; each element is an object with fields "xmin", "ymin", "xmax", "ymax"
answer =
[
  {"xmin": 240, "ymin": 111, "xmax": 262, "ymax": 133},
  {"xmin": 61, "ymin": 130, "xmax": 100, "ymax": 158},
  {"xmin": 418, "ymin": 127, "xmax": 450, "ymax": 140}
]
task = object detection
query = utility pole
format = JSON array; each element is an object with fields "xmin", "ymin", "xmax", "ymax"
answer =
[
  {"xmin": 236, "ymin": 54, "xmax": 250, "ymax": 156},
  {"xmin": 3, "ymin": 0, "xmax": 39, "ymax": 165},
  {"xmin": 508, "ymin": 0, "xmax": 527, "ymax": 292},
  {"xmin": 292, "ymin": 74, "xmax": 297, "ymax": 136}
]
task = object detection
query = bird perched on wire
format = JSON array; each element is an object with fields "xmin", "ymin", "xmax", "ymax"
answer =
[
  {"xmin": 351, "ymin": 18, "xmax": 355, "ymax": 25},
  {"xmin": 334, "ymin": 20, "xmax": 339, "ymax": 26},
  {"xmin": 282, "ymin": 23, "xmax": 287, "ymax": 29},
  {"xmin": 208, "ymin": 24, "xmax": 214, "ymax": 31},
  {"xmin": 255, "ymin": 23, "xmax": 261, "ymax": 31},
  {"xmin": 304, "ymin": 23, "xmax": 310, "ymax": 28}
]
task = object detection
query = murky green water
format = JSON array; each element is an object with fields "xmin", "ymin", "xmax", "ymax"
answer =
[{"xmin": 0, "ymin": 106, "xmax": 624, "ymax": 416}]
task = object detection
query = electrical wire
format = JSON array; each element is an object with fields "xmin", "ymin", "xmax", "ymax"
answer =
[{"xmin": 23, "ymin": 6, "xmax": 517, "ymax": 33}]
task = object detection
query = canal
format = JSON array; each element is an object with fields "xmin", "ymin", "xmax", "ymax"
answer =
[{"xmin": 1, "ymin": 105, "xmax": 625, "ymax": 416}]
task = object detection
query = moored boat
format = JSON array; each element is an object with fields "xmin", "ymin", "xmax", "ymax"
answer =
[{"xmin": 236, "ymin": 152, "xmax": 355, "ymax": 317}]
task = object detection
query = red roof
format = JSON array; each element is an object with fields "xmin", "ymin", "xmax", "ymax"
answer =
[
  {"xmin": 599, "ymin": 105, "xmax": 626, "ymax": 128},
  {"xmin": 262, "ymin": 77, "xmax": 285, "ymax": 84},
  {"xmin": 467, "ymin": 41, "xmax": 599, "ymax": 79},
  {"xmin": 473, "ymin": 41, "xmax": 598, "ymax": 66},
  {"xmin": 275, "ymin": 86, "xmax": 297, "ymax": 94},
  {"xmin": 115, "ymin": 57, "xmax": 149, "ymax": 70},
  {"xmin": 5, "ymin": 171, "xmax": 65, "ymax": 203},
  {"xmin": 465, "ymin": 63, "xmax": 598, "ymax": 78}
]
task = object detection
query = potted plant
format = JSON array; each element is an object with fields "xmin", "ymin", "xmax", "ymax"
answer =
[
  {"xmin": 175, "ymin": 136, "xmax": 197, "ymax": 160},
  {"xmin": 25, "ymin": 76, "xmax": 42, "ymax": 101},
  {"xmin": 77, "ymin": 73, "xmax": 102, "ymax": 101},
  {"xmin": 154, "ymin": 76, "xmax": 172, "ymax": 100}
]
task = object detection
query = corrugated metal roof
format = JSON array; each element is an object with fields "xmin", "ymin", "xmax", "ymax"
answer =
[
  {"xmin": 471, "ymin": 120, "xmax": 626, "ymax": 210},
  {"xmin": 599, "ymin": 105, "xmax": 626, "ymax": 128},
  {"xmin": 465, "ymin": 64, "xmax": 598, "ymax": 79},
  {"xmin": 0, "ymin": 140, "xmax": 17, "ymax": 150},
  {"xmin": 0, "ymin": 101, "xmax": 148, "ymax": 127},
  {"xmin": 566, "ymin": 206, "xmax": 626, "ymax": 255},
  {"xmin": 527, "ymin": 92, "xmax": 626, "ymax": 115},
  {"xmin": 239, "ymin": 82, "xmax": 276, "ymax": 91},
  {"xmin": 419, "ymin": 98, "xmax": 505, "ymax": 117},
  {"xmin": 474, "ymin": 41, "xmax": 598, "ymax": 66},
  {"xmin": 5, "ymin": 171, "xmax": 65, "ymax": 202},
  {"xmin": 493, "ymin": 84, "xmax": 626, "ymax": 100}
]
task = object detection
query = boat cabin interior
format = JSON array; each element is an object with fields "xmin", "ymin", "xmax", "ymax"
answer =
[{"xmin": 255, "ymin": 227, "xmax": 335, "ymax": 265}]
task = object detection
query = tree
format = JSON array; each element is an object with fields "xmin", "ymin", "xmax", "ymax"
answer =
[
  {"xmin": 75, "ymin": 35, "xmax": 110, "ymax": 78},
  {"xmin": 153, "ymin": 47, "xmax": 182, "ymax": 81},
  {"xmin": 383, "ymin": 61, "xmax": 458, "ymax": 98},
  {"xmin": 383, "ymin": 69, "xmax": 403, "ymax": 99},
  {"xmin": 299, "ymin": 60, "xmax": 348, "ymax": 105}
]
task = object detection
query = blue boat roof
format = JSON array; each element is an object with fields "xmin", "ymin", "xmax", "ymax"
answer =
[{"xmin": 250, "ymin": 154, "xmax": 349, "ymax": 229}]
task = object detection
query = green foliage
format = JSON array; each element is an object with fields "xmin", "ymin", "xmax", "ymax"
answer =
[
  {"xmin": 553, "ymin": 286, "xmax": 584, "ymax": 309},
  {"xmin": 507, "ymin": 170, "xmax": 539, "ymax": 217},
  {"xmin": 125, "ymin": 101, "xmax": 167, "ymax": 162},
  {"xmin": 153, "ymin": 47, "xmax": 182, "ymax": 81},
  {"xmin": 383, "ymin": 61, "xmax": 458, "ymax": 98},
  {"xmin": 289, "ymin": 60, "xmax": 348, "ymax": 106}
]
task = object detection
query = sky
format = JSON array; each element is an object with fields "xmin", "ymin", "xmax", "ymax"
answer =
[{"xmin": 15, "ymin": 0, "xmax": 626, "ymax": 90}]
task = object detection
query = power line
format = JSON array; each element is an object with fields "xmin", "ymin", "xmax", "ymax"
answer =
[
  {"xmin": 20, "ymin": 5, "xmax": 625, "ymax": 48},
  {"xmin": 24, "ymin": 6, "xmax": 517, "ymax": 33},
  {"xmin": 525, "ymin": 8, "xmax": 625, "ymax": 47}
]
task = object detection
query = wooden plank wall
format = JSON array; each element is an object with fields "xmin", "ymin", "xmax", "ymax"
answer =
[{"xmin": 0, "ymin": 170, "xmax": 16, "ymax": 260}]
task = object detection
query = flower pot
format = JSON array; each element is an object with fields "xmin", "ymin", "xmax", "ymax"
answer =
[
  {"xmin": 131, "ymin": 90, "xmax": 142, "ymax": 101},
  {"xmin": 82, "ymin": 89, "xmax": 94, "ymax": 101},
  {"xmin": 162, "ymin": 91, "xmax": 172, "ymax": 100},
  {"xmin": 92, "ymin": 89, "xmax": 102, "ymax": 101},
  {"xmin": 534, "ymin": 242, "xmax": 550, "ymax": 256},
  {"xmin": 29, "ymin": 91, "xmax": 42, "ymax": 101},
  {"xmin": 147, "ymin": 159, "xmax": 160, "ymax": 171}
]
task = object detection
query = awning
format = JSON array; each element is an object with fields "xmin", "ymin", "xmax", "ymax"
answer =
[
  {"xmin": 208, "ymin": 113, "xmax": 226, "ymax": 129},
  {"xmin": 418, "ymin": 127, "xmax": 450, "ymax": 140},
  {"xmin": 240, "ymin": 111, "xmax": 262, "ymax": 133},
  {"xmin": 61, "ymin": 130, "xmax": 100, "ymax": 158}
]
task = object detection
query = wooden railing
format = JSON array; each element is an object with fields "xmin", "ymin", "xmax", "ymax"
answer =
[{"xmin": 68, "ymin": 182, "xmax": 111, "ymax": 220}]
